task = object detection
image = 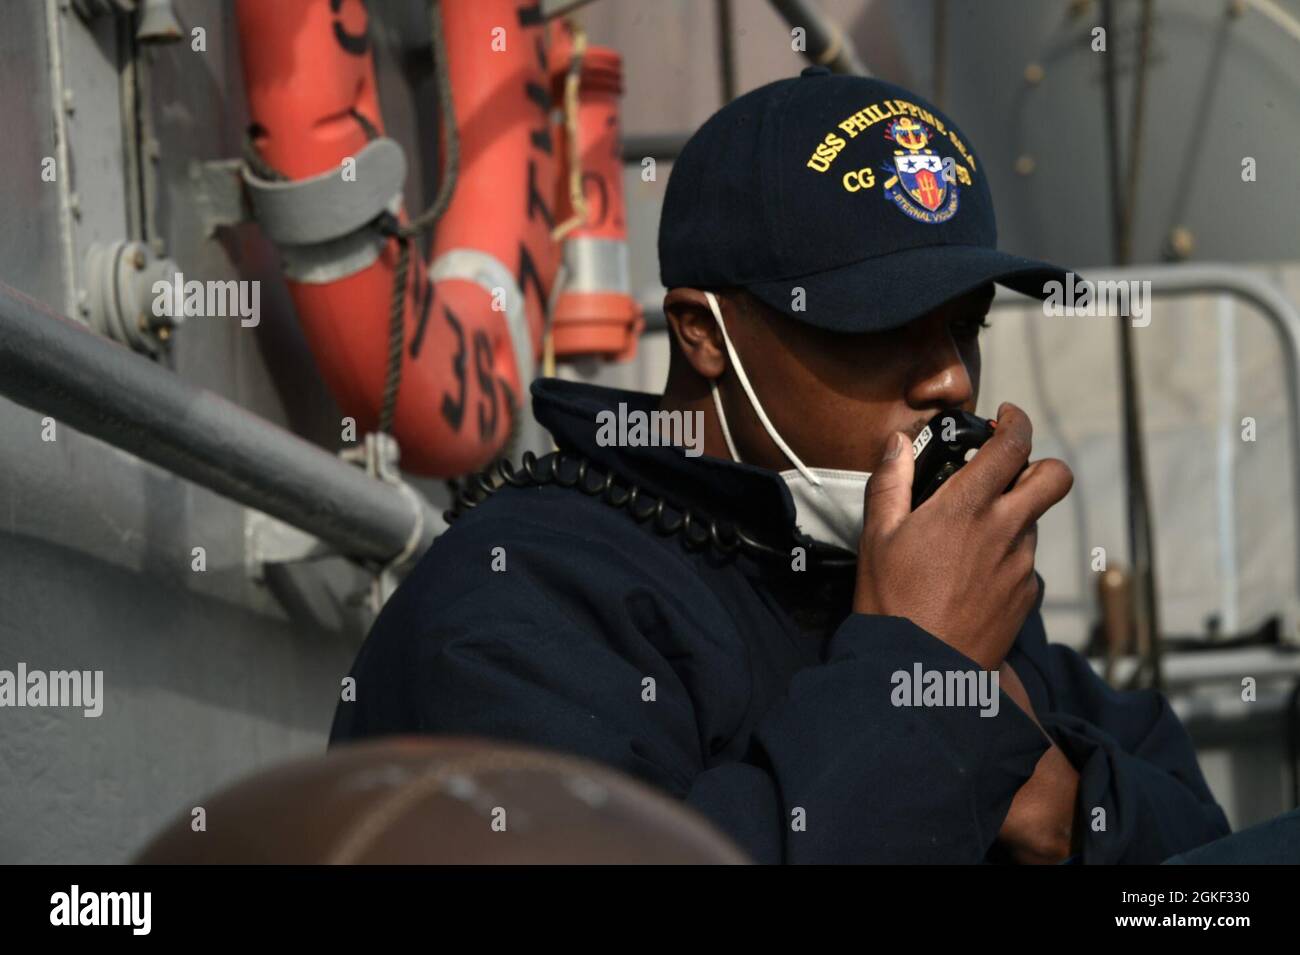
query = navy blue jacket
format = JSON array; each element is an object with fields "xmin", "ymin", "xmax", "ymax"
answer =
[{"xmin": 331, "ymin": 378, "xmax": 1230, "ymax": 863}]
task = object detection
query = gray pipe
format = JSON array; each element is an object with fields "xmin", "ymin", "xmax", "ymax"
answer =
[
  {"xmin": 622, "ymin": 133, "xmax": 690, "ymax": 162},
  {"xmin": 0, "ymin": 279, "xmax": 439, "ymax": 565},
  {"xmin": 768, "ymin": 0, "xmax": 870, "ymax": 76}
]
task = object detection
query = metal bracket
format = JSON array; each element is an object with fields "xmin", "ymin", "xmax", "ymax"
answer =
[
  {"xmin": 83, "ymin": 240, "xmax": 183, "ymax": 356},
  {"xmin": 340, "ymin": 432, "xmax": 424, "ymax": 612},
  {"xmin": 241, "ymin": 137, "xmax": 406, "ymax": 246},
  {"xmin": 243, "ymin": 430, "xmax": 423, "ymax": 593},
  {"xmin": 340, "ymin": 431, "xmax": 404, "ymax": 485},
  {"xmin": 188, "ymin": 155, "xmax": 393, "ymax": 283},
  {"xmin": 72, "ymin": 0, "xmax": 183, "ymax": 43},
  {"xmin": 194, "ymin": 138, "xmax": 407, "ymax": 284},
  {"xmin": 189, "ymin": 158, "xmax": 252, "ymax": 238},
  {"xmin": 244, "ymin": 510, "xmax": 335, "ymax": 584}
]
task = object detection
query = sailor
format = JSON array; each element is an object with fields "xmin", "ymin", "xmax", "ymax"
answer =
[{"xmin": 331, "ymin": 69, "xmax": 1229, "ymax": 864}]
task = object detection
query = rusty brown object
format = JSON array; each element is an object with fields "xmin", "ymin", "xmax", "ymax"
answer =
[{"xmin": 135, "ymin": 736, "xmax": 750, "ymax": 865}]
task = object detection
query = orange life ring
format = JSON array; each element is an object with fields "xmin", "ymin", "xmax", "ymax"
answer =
[{"xmin": 236, "ymin": 0, "xmax": 558, "ymax": 476}]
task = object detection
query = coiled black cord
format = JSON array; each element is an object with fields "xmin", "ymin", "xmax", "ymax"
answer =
[{"xmin": 446, "ymin": 449, "xmax": 854, "ymax": 568}]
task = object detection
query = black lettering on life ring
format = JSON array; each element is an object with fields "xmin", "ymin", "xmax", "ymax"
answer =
[
  {"xmin": 517, "ymin": 242, "xmax": 547, "ymax": 321},
  {"xmin": 516, "ymin": 2, "xmax": 544, "ymax": 28},
  {"xmin": 526, "ymin": 159, "xmax": 555, "ymax": 229},
  {"xmin": 532, "ymin": 34, "xmax": 547, "ymax": 75},
  {"xmin": 474, "ymin": 330, "xmax": 498, "ymax": 441},
  {"xmin": 440, "ymin": 305, "xmax": 467, "ymax": 432},
  {"xmin": 408, "ymin": 271, "xmax": 434, "ymax": 359},
  {"xmin": 330, "ymin": 0, "xmax": 370, "ymax": 57},
  {"xmin": 526, "ymin": 82, "xmax": 552, "ymax": 155}
]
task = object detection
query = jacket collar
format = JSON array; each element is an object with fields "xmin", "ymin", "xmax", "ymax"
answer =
[{"xmin": 530, "ymin": 377, "xmax": 803, "ymax": 549}]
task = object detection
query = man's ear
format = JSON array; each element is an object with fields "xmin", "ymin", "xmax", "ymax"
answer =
[{"xmin": 663, "ymin": 288, "xmax": 727, "ymax": 380}]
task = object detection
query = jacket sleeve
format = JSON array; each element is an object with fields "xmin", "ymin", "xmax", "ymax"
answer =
[
  {"xmin": 1005, "ymin": 601, "xmax": 1231, "ymax": 864},
  {"xmin": 331, "ymin": 509, "xmax": 1049, "ymax": 863},
  {"xmin": 719, "ymin": 613, "xmax": 1049, "ymax": 863}
]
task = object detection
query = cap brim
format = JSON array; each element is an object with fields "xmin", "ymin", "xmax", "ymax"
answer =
[{"xmin": 743, "ymin": 244, "xmax": 1071, "ymax": 333}]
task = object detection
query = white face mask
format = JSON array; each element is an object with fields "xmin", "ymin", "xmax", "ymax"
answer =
[{"xmin": 703, "ymin": 291, "xmax": 870, "ymax": 554}]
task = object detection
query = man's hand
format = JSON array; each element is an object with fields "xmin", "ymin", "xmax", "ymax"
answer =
[
  {"xmin": 853, "ymin": 403, "xmax": 1073, "ymax": 670},
  {"xmin": 997, "ymin": 661, "xmax": 1081, "ymax": 863}
]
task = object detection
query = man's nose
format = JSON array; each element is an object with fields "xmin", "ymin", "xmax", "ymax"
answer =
[{"xmin": 905, "ymin": 327, "xmax": 974, "ymax": 409}]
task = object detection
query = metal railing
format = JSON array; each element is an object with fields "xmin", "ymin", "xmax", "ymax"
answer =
[
  {"xmin": 995, "ymin": 262, "xmax": 1300, "ymax": 610},
  {"xmin": 0, "ymin": 279, "xmax": 439, "ymax": 566}
]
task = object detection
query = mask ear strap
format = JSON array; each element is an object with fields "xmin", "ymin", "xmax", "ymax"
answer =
[
  {"xmin": 704, "ymin": 291, "xmax": 822, "ymax": 486},
  {"xmin": 710, "ymin": 383, "xmax": 742, "ymax": 462}
]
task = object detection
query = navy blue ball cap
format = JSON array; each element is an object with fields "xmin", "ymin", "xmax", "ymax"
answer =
[{"xmin": 658, "ymin": 68, "xmax": 1071, "ymax": 333}]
